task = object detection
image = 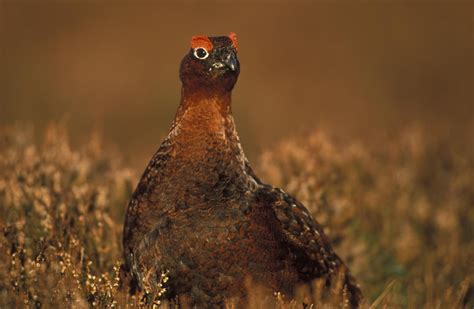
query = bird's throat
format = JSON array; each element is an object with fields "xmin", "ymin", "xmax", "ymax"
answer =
[
  {"xmin": 161, "ymin": 87, "xmax": 249, "ymax": 194},
  {"xmin": 168, "ymin": 87, "xmax": 242, "ymax": 163}
]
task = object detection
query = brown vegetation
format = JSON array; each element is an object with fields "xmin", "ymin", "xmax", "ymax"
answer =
[{"xmin": 0, "ymin": 125, "xmax": 472, "ymax": 308}]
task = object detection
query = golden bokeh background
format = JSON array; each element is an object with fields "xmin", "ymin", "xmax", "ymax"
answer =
[{"xmin": 1, "ymin": 2, "xmax": 472, "ymax": 168}]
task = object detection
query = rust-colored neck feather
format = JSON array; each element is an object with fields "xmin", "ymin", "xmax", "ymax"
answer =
[
  {"xmin": 161, "ymin": 85, "xmax": 248, "ymax": 194},
  {"xmin": 179, "ymin": 86, "xmax": 231, "ymax": 116},
  {"xmin": 168, "ymin": 86, "xmax": 242, "ymax": 163}
]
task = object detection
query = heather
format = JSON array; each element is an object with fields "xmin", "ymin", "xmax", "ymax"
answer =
[{"xmin": 0, "ymin": 126, "xmax": 472, "ymax": 308}]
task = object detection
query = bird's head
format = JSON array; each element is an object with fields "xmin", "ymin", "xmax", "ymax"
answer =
[{"xmin": 180, "ymin": 33, "xmax": 240, "ymax": 93}]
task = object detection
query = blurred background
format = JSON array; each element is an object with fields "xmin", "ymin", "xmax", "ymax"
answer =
[{"xmin": 1, "ymin": 1, "xmax": 472, "ymax": 169}]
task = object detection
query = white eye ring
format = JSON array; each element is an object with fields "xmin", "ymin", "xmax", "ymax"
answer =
[{"xmin": 193, "ymin": 47, "xmax": 209, "ymax": 60}]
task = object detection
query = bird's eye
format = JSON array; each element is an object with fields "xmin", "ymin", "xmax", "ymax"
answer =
[{"xmin": 194, "ymin": 47, "xmax": 209, "ymax": 60}]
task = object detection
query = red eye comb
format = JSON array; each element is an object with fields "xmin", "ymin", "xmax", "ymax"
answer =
[
  {"xmin": 229, "ymin": 32, "xmax": 238, "ymax": 50},
  {"xmin": 191, "ymin": 36, "xmax": 213, "ymax": 51}
]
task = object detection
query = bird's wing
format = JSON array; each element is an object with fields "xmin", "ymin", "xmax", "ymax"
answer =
[
  {"xmin": 123, "ymin": 202, "xmax": 169, "ymax": 299},
  {"xmin": 250, "ymin": 170, "xmax": 362, "ymax": 306},
  {"xmin": 254, "ymin": 184, "xmax": 343, "ymax": 277},
  {"xmin": 122, "ymin": 139, "xmax": 175, "ymax": 294},
  {"xmin": 123, "ymin": 138, "xmax": 174, "ymax": 249}
]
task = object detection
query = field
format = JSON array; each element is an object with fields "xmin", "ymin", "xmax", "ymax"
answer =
[{"xmin": 0, "ymin": 125, "xmax": 472, "ymax": 308}]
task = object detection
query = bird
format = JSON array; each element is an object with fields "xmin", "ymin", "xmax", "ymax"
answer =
[{"xmin": 121, "ymin": 33, "xmax": 362, "ymax": 308}]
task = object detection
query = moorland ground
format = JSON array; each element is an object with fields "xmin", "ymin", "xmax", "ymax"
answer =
[{"xmin": 0, "ymin": 126, "xmax": 472, "ymax": 308}]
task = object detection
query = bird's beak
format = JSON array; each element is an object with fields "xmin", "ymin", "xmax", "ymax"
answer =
[{"xmin": 223, "ymin": 52, "xmax": 238, "ymax": 72}]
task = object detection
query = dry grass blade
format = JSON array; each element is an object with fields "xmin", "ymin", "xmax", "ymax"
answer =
[{"xmin": 369, "ymin": 280, "xmax": 397, "ymax": 309}]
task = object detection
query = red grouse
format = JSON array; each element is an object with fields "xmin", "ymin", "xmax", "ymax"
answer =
[{"xmin": 122, "ymin": 33, "xmax": 362, "ymax": 307}]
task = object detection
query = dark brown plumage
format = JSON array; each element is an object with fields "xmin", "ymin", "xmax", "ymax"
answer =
[{"xmin": 121, "ymin": 34, "xmax": 362, "ymax": 307}]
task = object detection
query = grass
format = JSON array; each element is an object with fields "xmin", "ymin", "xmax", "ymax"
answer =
[{"xmin": 0, "ymin": 125, "xmax": 472, "ymax": 308}]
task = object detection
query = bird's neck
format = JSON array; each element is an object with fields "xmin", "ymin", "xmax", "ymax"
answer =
[
  {"xmin": 161, "ymin": 86, "xmax": 251, "ymax": 197},
  {"xmin": 167, "ymin": 86, "xmax": 245, "ymax": 166},
  {"xmin": 174, "ymin": 86, "xmax": 232, "ymax": 129}
]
